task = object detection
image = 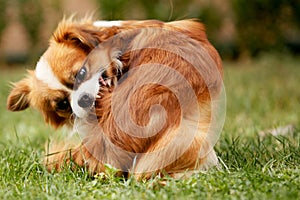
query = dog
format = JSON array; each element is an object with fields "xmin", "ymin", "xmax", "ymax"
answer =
[{"xmin": 7, "ymin": 18, "xmax": 223, "ymax": 179}]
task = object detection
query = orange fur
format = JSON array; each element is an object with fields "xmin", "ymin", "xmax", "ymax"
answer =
[{"xmin": 7, "ymin": 18, "xmax": 223, "ymax": 179}]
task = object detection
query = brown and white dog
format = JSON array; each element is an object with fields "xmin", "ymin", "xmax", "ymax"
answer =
[{"xmin": 7, "ymin": 18, "xmax": 223, "ymax": 179}]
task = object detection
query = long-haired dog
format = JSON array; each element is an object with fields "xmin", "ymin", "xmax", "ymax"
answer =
[{"xmin": 7, "ymin": 18, "xmax": 223, "ymax": 179}]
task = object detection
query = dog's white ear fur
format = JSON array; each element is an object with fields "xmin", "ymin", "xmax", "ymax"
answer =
[{"xmin": 7, "ymin": 73, "xmax": 32, "ymax": 111}]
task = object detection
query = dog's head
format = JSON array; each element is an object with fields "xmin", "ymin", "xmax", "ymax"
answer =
[{"xmin": 6, "ymin": 19, "xmax": 125, "ymax": 128}]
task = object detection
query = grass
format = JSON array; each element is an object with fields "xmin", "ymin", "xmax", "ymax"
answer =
[{"xmin": 0, "ymin": 54, "xmax": 299, "ymax": 199}]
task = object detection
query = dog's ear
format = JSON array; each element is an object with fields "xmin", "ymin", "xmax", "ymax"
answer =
[
  {"xmin": 53, "ymin": 21, "xmax": 120, "ymax": 53},
  {"xmin": 55, "ymin": 27, "xmax": 99, "ymax": 53},
  {"xmin": 7, "ymin": 77, "xmax": 31, "ymax": 111}
]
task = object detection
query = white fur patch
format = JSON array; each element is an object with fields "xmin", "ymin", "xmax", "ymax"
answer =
[
  {"xmin": 70, "ymin": 71, "xmax": 101, "ymax": 118},
  {"xmin": 93, "ymin": 20, "xmax": 123, "ymax": 28},
  {"xmin": 35, "ymin": 57, "xmax": 71, "ymax": 91}
]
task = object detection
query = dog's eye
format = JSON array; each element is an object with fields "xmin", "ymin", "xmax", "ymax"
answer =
[
  {"xmin": 76, "ymin": 66, "xmax": 87, "ymax": 83},
  {"xmin": 56, "ymin": 98, "xmax": 70, "ymax": 111}
]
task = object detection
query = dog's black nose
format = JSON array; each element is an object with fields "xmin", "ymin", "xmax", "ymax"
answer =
[{"xmin": 78, "ymin": 93, "xmax": 94, "ymax": 108}]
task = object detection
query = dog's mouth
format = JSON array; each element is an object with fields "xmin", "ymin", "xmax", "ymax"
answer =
[
  {"xmin": 96, "ymin": 73, "xmax": 113, "ymax": 100},
  {"xmin": 98, "ymin": 71, "xmax": 115, "ymax": 88},
  {"xmin": 99, "ymin": 76, "xmax": 107, "ymax": 86}
]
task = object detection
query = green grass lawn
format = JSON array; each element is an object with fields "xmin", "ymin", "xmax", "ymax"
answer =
[{"xmin": 0, "ymin": 55, "xmax": 299, "ymax": 199}]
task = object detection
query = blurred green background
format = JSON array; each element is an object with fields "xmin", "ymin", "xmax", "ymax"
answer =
[
  {"xmin": 0, "ymin": 2, "xmax": 299, "ymax": 198},
  {"xmin": 0, "ymin": 0, "xmax": 299, "ymax": 65}
]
